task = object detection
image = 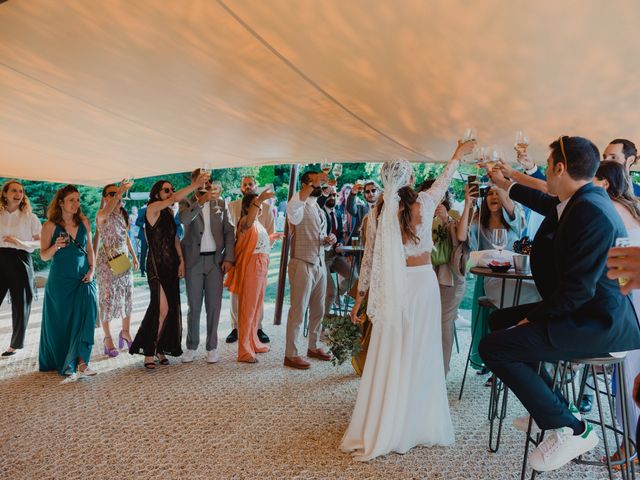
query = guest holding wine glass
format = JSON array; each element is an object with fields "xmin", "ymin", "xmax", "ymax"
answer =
[
  {"xmin": 39, "ymin": 185, "xmax": 98, "ymax": 382},
  {"xmin": 0, "ymin": 180, "xmax": 41, "ymax": 358},
  {"xmin": 225, "ymin": 188, "xmax": 282, "ymax": 363},
  {"xmin": 93, "ymin": 181, "xmax": 139, "ymax": 357},
  {"xmin": 467, "ymin": 186, "xmax": 526, "ymax": 379},
  {"xmin": 129, "ymin": 173, "xmax": 208, "ymax": 369}
]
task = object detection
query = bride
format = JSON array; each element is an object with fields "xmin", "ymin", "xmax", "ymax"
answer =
[{"xmin": 340, "ymin": 140, "xmax": 474, "ymax": 461}]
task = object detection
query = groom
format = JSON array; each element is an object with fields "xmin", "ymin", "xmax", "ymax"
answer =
[{"xmin": 481, "ymin": 136, "xmax": 640, "ymax": 473}]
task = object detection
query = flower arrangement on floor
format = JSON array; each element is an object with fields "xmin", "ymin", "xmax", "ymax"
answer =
[{"xmin": 322, "ymin": 313, "xmax": 362, "ymax": 367}]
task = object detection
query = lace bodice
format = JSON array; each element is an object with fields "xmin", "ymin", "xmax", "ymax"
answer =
[{"xmin": 358, "ymin": 159, "xmax": 459, "ymax": 293}]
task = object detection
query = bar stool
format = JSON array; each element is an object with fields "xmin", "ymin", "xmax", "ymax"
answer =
[
  {"xmin": 458, "ymin": 296, "xmax": 496, "ymax": 400},
  {"xmin": 521, "ymin": 357, "xmax": 636, "ymax": 480}
]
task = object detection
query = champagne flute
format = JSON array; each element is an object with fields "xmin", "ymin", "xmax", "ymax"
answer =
[
  {"xmin": 332, "ymin": 163, "xmax": 343, "ymax": 179},
  {"xmin": 462, "ymin": 127, "xmax": 477, "ymax": 142},
  {"xmin": 122, "ymin": 173, "xmax": 134, "ymax": 200},
  {"xmin": 613, "ymin": 237, "xmax": 640, "ymax": 285},
  {"xmin": 211, "ymin": 180, "xmax": 223, "ymax": 213},
  {"xmin": 491, "ymin": 228, "xmax": 508, "ymax": 257}
]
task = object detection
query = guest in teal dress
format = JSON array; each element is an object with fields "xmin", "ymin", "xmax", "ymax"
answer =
[
  {"xmin": 39, "ymin": 185, "xmax": 98, "ymax": 382},
  {"xmin": 467, "ymin": 187, "xmax": 524, "ymax": 377}
]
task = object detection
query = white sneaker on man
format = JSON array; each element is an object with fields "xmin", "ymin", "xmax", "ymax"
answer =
[
  {"xmin": 529, "ymin": 422, "xmax": 598, "ymax": 472},
  {"xmin": 514, "ymin": 402, "xmax": 581, "ymax": 434},
  {"xmin": 206, "ymin": 349, "xmax": 219, "ymax": 364},
  {"xmin": 182, "ymin": 349, "xmax": 195, "ymax": 363}
]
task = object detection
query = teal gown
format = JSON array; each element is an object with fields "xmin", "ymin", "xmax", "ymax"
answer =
[{"xmin": 39, "ymin": 223, "xmax": 98, "ymax": 375}]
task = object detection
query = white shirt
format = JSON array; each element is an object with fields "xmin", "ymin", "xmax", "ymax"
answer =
[
  {"xmin": 555, "ymin": 197, "xmax": 572, "ymax": 220},
  {"xmin": 200, "ymin": 202, "xmax": 217, "ymax": 253},
  {"xmin": 286, "ymin": 192, "xmax": 318, "ymax": 226},
  {"xmin": 0, "ymin": 209, "xmax": 41, "ymax": 252}
]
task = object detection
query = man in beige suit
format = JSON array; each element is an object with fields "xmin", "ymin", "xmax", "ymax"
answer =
[
  {"xmin": 225, "ymin": 176, "xmax": 275, "ymax": 344},
  {"xmin": 285, "ymin": 171, "xmax": 336, "ymax": 369}
]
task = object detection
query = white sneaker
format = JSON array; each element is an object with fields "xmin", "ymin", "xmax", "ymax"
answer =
[
  {"xmin": 514, "ymin": 402, "xmax": 581, "ymax": 434},
  {"xmin": 182, "ymin": 349, "xmax": 195, "ymax": 363},
  {"xmin": 60, "ymin": 373, "xmax": 79, "ymax": 384},
  {"xmin": 206, "ymin": 349, "xmax": 219, "ymax": 364},
  {"xmin": 529, "ymin": 422, "xmax": 598, "ymax": 472}
]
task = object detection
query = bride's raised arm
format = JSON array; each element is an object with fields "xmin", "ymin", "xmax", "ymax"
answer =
[{"xmin": 419, "ymin": 140, "xmax": 475, "ymax": 205}]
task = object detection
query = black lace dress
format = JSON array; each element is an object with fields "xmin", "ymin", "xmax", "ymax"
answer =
[{"xmin": 130, "ymin": 208, "xmax": 183, "ymax": 357}]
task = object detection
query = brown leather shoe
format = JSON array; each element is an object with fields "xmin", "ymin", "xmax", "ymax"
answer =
[
  {"xmin": 284, "ymin": 356, "xmax": 311, "ymax": 369},
  {"xmin": 307, "ymin": 348, "xmax": 332, "ymax": 361}
]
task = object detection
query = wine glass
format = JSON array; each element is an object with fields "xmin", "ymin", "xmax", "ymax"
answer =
[
  {"xmin": 58, "ymin": 231, "xmax": 70, "ymax": 246},
  {"xmin": 122, "ymin": 173, "xmax": 134, "ymax": 200},
  {"xmin": 320, "ymin": 160, "xmax": 332, "ymax": 174},
  {"xmin": 462, "ymin": 127, "xmax": 477, "ymax": 142},
  {"xmin": 332, "ymin": 163, "xmax": 343, "ymax": 179},
  {"xmin": 210, "ymin": 181, "xmax": 222, "ymax": 213},
  {"xmin": 491, "ymin": 228, "xmax": 508, "ymax": 256},
  {"xmin": 201, "ymin": 162, "xmax": 211, "ymax": 176},
  {"xmin": 515, "ymin": 130, "xmax": 529, "ymax": 150}
]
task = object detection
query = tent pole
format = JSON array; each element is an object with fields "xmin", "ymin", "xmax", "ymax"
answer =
[{"xmin": 273, "ymin": 163, "xmax": 299, "ymax": 325}]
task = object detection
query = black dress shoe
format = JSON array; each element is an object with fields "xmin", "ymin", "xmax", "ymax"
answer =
[
  {"xmin": 226, "ymin": 328, "xmax": 238, "ymax": 343},
  {"xmin": 257, "ymin": 329, "xmax": 270, "ymax": 344},
  {"xmin": 579, "ymin": 393, "xmax": 593, "ymax": 414},
  {"xmin": 1, "ymin": 350, "xmax": 16, "ymax": 357}
]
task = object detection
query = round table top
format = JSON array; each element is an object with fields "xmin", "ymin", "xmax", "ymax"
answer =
[
  {"xmin": 470, "ymin": 266, "xmax": 534, "ymax": 280},
  {"xmin": 335, "ymin": 245, "xmax": 365, "ymax": 254}
]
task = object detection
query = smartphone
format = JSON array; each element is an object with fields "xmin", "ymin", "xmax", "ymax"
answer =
[{"xmin": 467, "ymin": 175, "xmax": 479, "ymax": 197}]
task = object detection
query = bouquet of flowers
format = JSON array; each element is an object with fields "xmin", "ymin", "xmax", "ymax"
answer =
[
  {"xmin": 322, "ymin": 313, "xmax": 362, "ymax": 366},
  {"xmin": 513, "ymin": 236, "xmax": 533, "ymax": 255}
]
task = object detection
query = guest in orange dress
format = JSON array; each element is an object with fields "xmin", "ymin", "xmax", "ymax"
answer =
[{"xmin": 225, "ymin": 189, "xmax": 282, "ymax": 363}]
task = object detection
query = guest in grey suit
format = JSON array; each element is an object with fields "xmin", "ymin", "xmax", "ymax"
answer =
[{"xmin": 179, "ymin": 169, "xmax": 235, "ymax": 364}]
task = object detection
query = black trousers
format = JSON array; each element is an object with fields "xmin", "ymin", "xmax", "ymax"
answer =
[
  {"xmin": 138, "ymin": 238, "xmax": 147, "ymax": 275},
  {"xmin": 479, "ymin": 303, "xmax": 609, "ymax": 430},
  {"xmin": 0, "ymin": 248, "xmax": 34, "ymax": 349}
]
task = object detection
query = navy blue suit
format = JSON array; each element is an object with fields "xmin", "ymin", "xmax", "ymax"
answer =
[
  {"xmin": 528, "ymin": 167, "xmax": 640, "ymax": 195},
  {"xmin": 480, "ymin": 182, "xmax": 640, "ymax": 430}
]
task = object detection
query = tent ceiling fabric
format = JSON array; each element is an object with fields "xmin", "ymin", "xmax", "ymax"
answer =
[{"xmin": 1, "ymin": 0, "xmax": 639, "ymax": 186}]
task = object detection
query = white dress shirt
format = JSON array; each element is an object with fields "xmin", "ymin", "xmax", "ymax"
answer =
[
  {"xmin": 200, "ymin": 202, "xmax": 217, "ymax": 253},
  {"xmin": 0, "ymin": 210, "xmax": 41, "ymax": 252},
  {"xmin": 286, "ymin": 192, "xmax": 318, "ymax": 226}
]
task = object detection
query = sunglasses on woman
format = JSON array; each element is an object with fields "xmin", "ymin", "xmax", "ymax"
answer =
[
  {"xmin": 364, "ymin": 188, "xmax": 377, "ymax": 194},
  {"xmin": 162, "ymin": 187, "xmax": 175, "ymax": 194}
]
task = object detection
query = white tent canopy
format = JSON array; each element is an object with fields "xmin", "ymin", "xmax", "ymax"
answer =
[{"xmin": 1, "ymin": 0, "xmax": 639, "ymax": 186}]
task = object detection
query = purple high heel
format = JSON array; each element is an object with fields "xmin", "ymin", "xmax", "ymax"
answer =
[
  {"xmin": 103, "ymin": 337, "xmax": 119, "ymax": 358},
  {"xmin": 118, "ymin": 330, "xmax": 133, "ymax": 350}
]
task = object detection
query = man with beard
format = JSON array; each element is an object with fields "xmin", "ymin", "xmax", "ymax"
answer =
[
  {"xmin": 284, "ymin": 171, "xmax": 336, "ymax": 369},
  {"xmin": 321, "ymin": 186, "xmax": 355, "ymax": 314},
  {"xmin": 347, "ymin": 181, "xmax": 380, "ymax": 241},
  {"xmin": 226, "ymin": 176, "xmax": 275, "ymax": 344}
]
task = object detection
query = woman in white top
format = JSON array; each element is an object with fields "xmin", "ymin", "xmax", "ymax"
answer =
[
  {"xmin": 225, "ymin": 189, "xmax": 283, "ymax": 363},
  {"xmin": 594, "ymin": 160, "xmax": 640, "ymax": 467},
  {"xmin": 0, "ymin": 180, "xmax": 41, "ymax": 357},
  {"xmin": 341, "ymin": 140, "xmax": 474, "ymax": 461}
]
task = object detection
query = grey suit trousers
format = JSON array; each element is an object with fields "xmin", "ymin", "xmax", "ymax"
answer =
[
  {"xmin": 324, "ymin": 252, "xmax": 354, "ymax": 313},
  {"xmin": 285, "ymin": 258, "xmax": 326, "ymax": 357},
  {"xmin": 184, "ymin": 255, "xmax": 224, "ymax": 351}
]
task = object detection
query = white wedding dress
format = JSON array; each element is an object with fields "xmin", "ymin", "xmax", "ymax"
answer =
[{"xmin": 340, "ymin": 159, "xmax": 456, "ymax": 461}]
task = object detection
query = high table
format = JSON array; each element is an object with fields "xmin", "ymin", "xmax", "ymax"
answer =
[
  {"xmin": 469, "ymin": 266, "xmax": 534, "ymax": 453},
  {"xmin": 333, "ymin": 245, "xmax": 365, "ymax": 316}
]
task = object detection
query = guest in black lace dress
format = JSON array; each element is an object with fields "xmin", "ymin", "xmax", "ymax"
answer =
[{"xmin": 130, "ymin": 174, "xmax": 208, "ymax": 369}]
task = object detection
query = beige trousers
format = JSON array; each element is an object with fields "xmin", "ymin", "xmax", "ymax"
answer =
[{"xmin": 285, "ymin": 258, "xmax": 326, "ymax": 357}]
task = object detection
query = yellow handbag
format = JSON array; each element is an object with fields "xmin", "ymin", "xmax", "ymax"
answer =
[{"xmin": 103, "ymin": 246, "xmax": 132, "ymax": 275}]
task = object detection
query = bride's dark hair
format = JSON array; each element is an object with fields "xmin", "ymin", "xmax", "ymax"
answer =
[{"xmin": 374, "ymin": 185, "xmax": 420, "ymax": 244}]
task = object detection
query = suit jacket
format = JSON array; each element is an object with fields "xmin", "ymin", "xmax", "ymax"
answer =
[
  {"xmin": 228, "ymin": 198, "xmax": 275, "ymax": 234},
  {"xmin": 346, "ymin": 193, "xmax": 370, "ymax": 239},
  {"xmin": 179, "ymin": 196, "xmax": 235, "ymax": 269},
  {"xmin": 321, "ymin": 206, "xmax": 345, "ymax": 245},
  {"xmin": 510, "ymin": 182, "xmax": 640, "ymax": 353}
]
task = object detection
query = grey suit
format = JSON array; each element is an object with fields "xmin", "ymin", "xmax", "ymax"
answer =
[{"xmin": 179, "ymin": 196, "xmax": 235, "ymax": 351}]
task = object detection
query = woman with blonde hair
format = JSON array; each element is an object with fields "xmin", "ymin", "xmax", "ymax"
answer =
[
  {"xmin": 0, "ymin": 180, "xmax": 41, "ymax": 357},
  {"xmin": 39, "ymin": 185, "xmax": 98, "ymax": 382},
  {"xmin": 93, "ymin": 181, "xmax": 138, "ymax": 357}
]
